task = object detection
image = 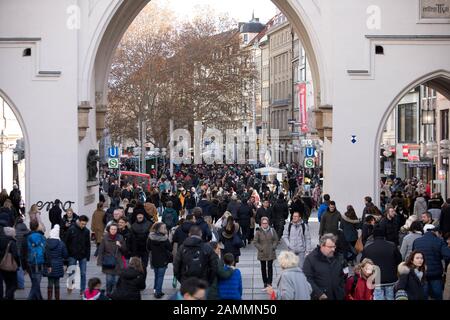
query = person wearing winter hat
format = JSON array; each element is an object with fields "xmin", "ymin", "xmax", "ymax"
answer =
[
  {"xmin": 0, "ymin": 227, "xmax": 20, "ymax": 300},
  {"xmin": 412, "ymin": 223, "xmax": 450, "ymax": 300},
  {"xmin": 44, "ymin": 224, "xmax": 68, "ymax": 300}
]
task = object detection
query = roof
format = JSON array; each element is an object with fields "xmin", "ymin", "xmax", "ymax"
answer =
[{"xmin": 240, "ymin": 21, "xmax": 265, "ymax": 34}]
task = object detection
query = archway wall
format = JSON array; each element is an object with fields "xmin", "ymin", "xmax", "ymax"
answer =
[
  {"xmin": 325, "ymin": 0, "xmax": 450, "ymax": 214},
  {"xmin": 0, "ymin": 0, "xmax": 80, "ymax": 230}
]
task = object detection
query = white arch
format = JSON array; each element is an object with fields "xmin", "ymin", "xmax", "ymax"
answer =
[
  {"xmin": 85, "ymin": 0, "xmax": 328, "ymax": 108},
  {"xmin": 0, "ymin": 88, "xmax": 30, "ymax": 207},
  {"xmin": 373, "ymin": 69, "xmax": 450, "ymax": 205}
]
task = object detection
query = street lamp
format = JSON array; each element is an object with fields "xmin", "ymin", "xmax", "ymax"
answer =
[
  {"xmin": 421, "ymin": 109, "xmax": 435, "ymax": 125},
  {"xmin": 0, "ymin": 131, "xmax": 8, "ymax": 190}
]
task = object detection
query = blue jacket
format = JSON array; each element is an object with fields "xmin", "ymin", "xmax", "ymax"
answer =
[
  {"xmin": 412, "ymin": 232, "xmax": 450, "ymax": 280},
  {"xmin": 318, "ymin": 203, "xmax": 328, "ymax": 222},
  {"xmin": 218, "ymin": 266, "xmax": 242, "ymax": 300},
  {"xmin": 44, "ymin": 239, "xmax": 68, "ymax": 278},
  {"xmin": 196, "ymin": 217, "xmax": 212, "ymax": 242}
]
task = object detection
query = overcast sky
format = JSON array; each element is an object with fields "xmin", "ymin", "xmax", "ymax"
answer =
[{"xmin": 164, "ymin": 0, "xmax": 279, "ymax": 24}]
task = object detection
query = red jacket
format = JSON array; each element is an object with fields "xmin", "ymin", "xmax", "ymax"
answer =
[{"xmin": 344, "ymin": 273, "xmax": 373, "ymax": 300}]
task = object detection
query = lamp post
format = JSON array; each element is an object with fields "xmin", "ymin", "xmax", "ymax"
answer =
[{"xmin": 0, "ymin": 131, "xmax": 8, "ymax": 190}]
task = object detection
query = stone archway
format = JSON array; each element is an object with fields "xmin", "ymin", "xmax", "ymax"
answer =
[
  {"xmin": 374, "ymin": 69, "xmax": 450, "ymax": 205},
  {"xmin": 83, "ymin": 0, "xmax": 328, "ymax": 131}
]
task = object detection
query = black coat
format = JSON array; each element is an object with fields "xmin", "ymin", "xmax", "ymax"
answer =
[
  {"xmin": 172, "ymin": 221, "xmax": 194, "ymax": 246},
  {"xmin": 378, "ymin": 217, "xmax": 400, "ymax": 245},
  {"xmin": 226, "ymin": 200, "xmax": 240, "ymax": 219},
  {"xmin": 198, "ymin": 199, "xmax": 212, "ymax": 216},
  {"xmin": 0, "ymin": 207, "xmax": 14, "ymax": 227},
  {"xmin": 173, "ymin": 236, "xmax": 218, "ymax": 284},
  {"xmin": 361, "ymin": 237, "xmax": 402, "ymax": 284},
  {"xmin": 130, "ymin": 220, "xmax": 152, "ymax": 257},
  {"xmin": 48, "ymin": 205, "xmax": 62, "ymax": 228},
  {"xmin": 256, "ymin": 207, "xmax": 272, "ymax": 225},
  {"xmin": 63, "ymin": 224, "xmax": 91, "ymax": 261},
  {"xmin": 440, "ymin": 204, "xmax": 450, "ymax": 235},
  {"xmin": 0, "ymin": 227, "xmax": 20, "ymax": 267},
  {"xmin": 272, "ymin": 199, "xmax": 289, "ymax": 221},
  {"xmin": 396, "ymin": 263, "xmax": 426, "ymax": 300},
  {"xmin": 237, "ymin": 203, "xmax": 252, "ymax": 227},
  {"xmin": 290, "ymin": 199, "xmax": 306, "ymax": 218},
  {"xmin": 60, "ymin": 214, "xmax": 79, "ymax": 239},
  {"xmin": 219, "ymin": 230, "xmax": 242, "ymax": 258},
  {"xmin": 110, "ymin": 267, "xmax": 146, "ymax": 300},
  {"xmin": 146, "ymin": 234, "xmax": 172, "ymax": 268},
  {"xmin": 303, "ymin": 246, "xmax": 345, "ymax": 300},
  {"xmin": 118, "ymin": 227, "xmax": 134, "ymax": 259}
]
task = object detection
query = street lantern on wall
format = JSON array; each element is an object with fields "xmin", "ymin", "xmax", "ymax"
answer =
[{"xmin": 421, "ymin": 109, "xmax": 435, "ymax": 125}]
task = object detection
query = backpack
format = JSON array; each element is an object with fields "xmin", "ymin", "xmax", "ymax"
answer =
[
  {"xmin": 181, "ymin": 245, "xmax": 206, "ymax": 278},
  {"xmin": 288, "ymin": 222, "xmax": 306, "ymax": 238},
  {"xmin": 27, "ymin": 232, "xmax": 46, "ymax": 265},
  {"xmin": 163, "ymin": 211, "xmax": 174, "ymax": 228}
]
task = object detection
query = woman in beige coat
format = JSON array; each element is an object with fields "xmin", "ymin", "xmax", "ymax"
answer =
[{"xmin": 254, "ymin": 217, "xmax": 279, "ymax": 288}]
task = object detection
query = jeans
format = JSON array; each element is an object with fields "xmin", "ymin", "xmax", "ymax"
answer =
[
  {"xmin": 154, "ymin": 267, "xmax": 167, "ymax": 295},
  {"xmin": 27, "ymin": 265, "xmax": 43, "ymax": 300},
  {"xmin": 16, "ymin": 266, "xmax": 25, "ymax": 289},
  {"xmin": 68, "ymin": 257, "xmax": 87, "ymax": 292},
  {"xmin": 106, "ymin": 274, "xmax": 118, "ymax": 295},
  {"xmin": 0, "ymin": 270, "xmax": 17, "ymax": 300},
  {"xmin": 423, "ymin": 279, "xmax": 443, "ymax": 300},
  {"xmin": 260, "ymin": 260, "xmax": 273, "ymax": 286},
  {"xmin": 373, "ymin": 285, "xmax": 395, "ymax": 300}
]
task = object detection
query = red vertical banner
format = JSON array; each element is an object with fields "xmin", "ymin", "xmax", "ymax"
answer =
[{"xmin": 298, "ymin": 83, "xmax": 308, "ymax": 133}]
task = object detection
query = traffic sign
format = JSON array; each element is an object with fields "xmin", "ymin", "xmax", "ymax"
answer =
[
  {"xmin": 108, "ymin": 158, "xmax": 119, "ymax": 169},
  {"xmin": 108, "ymin": 147, "xmax": 119, "ymax": 158},
  {"xmin": 305, "ymin": 147, "xmax": 315, "ymax": 158},
  {"xmin": 304, "ymin": 157, "xmax": 315, "ymax": 168}
]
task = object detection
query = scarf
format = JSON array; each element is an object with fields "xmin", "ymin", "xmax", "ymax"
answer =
[
  {"xmin": 109, "ymin": 233, "xmax": 117, "ymax": 241},
  {"xmin": 414, "ymin": 269, "xmax": 424, "ymax": 281}
]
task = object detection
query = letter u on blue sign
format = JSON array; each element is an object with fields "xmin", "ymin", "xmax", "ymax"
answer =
[
  {"xmin": 108, "ymin": 147, "xmax": 119, "ymax": 158},
  {"xmin": 305, "ymin": 147, "xmax": 315, "ymax": 158}
]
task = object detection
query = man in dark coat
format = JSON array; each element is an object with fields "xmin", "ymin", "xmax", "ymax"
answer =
[
  {"xmin": 272, "ymin": 193, "xmax": 289, "ymax": 239},
  {"xmin": 172, "ymin": 214, "xmax": 196, "ymax": 251},
  {"xmin": 64, "ymin": 215, "xmax": 91, "ymax": 296},
  {"xmin": 130, "ymin": 212, "xmax": 152, "ymax": 280},
  {"xmin": 412, "ymin": 224, "xmax": 450, "ymax": 300},
  {"xmin": 361, "ymin": 226, "xmax": 402, "ymax": 300},
  {"xmin": 173, "ymin": 226, "xmax": 217, "ymax": 285},
  {"xmin": 378, "ymin": 205, "xmax": 400, "ymax": 246},
  {"xmin": 319, "ymin": 201, "xmax": 341, "ymax": 236},
  {"xmin": 48, "ymin": 200, "xmax": 62, "ymax": 228},
  {"xmin": 193, "ymin": 207, "xmax": 212, "ymax": 242},
  {"xmin": 256, "ymin": 199, "xmax": 272, "ymax": 226},
  {"xmin": 237, "ymin": 200, "xmax": 252, "ymax": 246},
  {"xmin": 197, "ymin": 194, "xmax": 212, "ymax": 217},
  {"xmin": 303, "ymin": 233, "xmax": 345, "ymax": 300},
  {"xmin": 226, "ymin": 195, "xmax": 240, "ymax": 219}
]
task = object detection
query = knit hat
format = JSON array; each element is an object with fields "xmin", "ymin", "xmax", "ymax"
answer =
[
  {"xmin": 50, "ymin": 225, "xmax": 60, "ymax": 240},
  {"xmin": 423, "ymin": 224, "xmax": 436, "ymax": 233}
]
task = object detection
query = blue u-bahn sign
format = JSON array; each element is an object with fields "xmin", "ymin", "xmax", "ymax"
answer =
[
  {"xmin": 305, "ymin": 147, "xmax": 315, "ymax": 158},
  {"xmin": 108, "ymin": 147, "xmax": 119, "ymax": 158}
]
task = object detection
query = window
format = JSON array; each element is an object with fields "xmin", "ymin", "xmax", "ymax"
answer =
[
  {"xmin": 398, "ymin": 103, "xmax": 417, "ymax": 143},
  {"xmin": 441, "ymin": 110, "xmax": 449, "ymax": 140},
  {"xmin": 243, "ymin": 34, "xmax": 248, "ymax": 43}
]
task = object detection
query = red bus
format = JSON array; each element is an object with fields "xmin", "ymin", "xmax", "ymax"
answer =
[{"xmin": 120, "ymin": 171, "xmax": 151, "ymax": 191}]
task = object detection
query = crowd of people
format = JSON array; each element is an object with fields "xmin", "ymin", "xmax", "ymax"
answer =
[{"xmin": 1, "ymin": 167, "xmax": 450, "ymax": 301}]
